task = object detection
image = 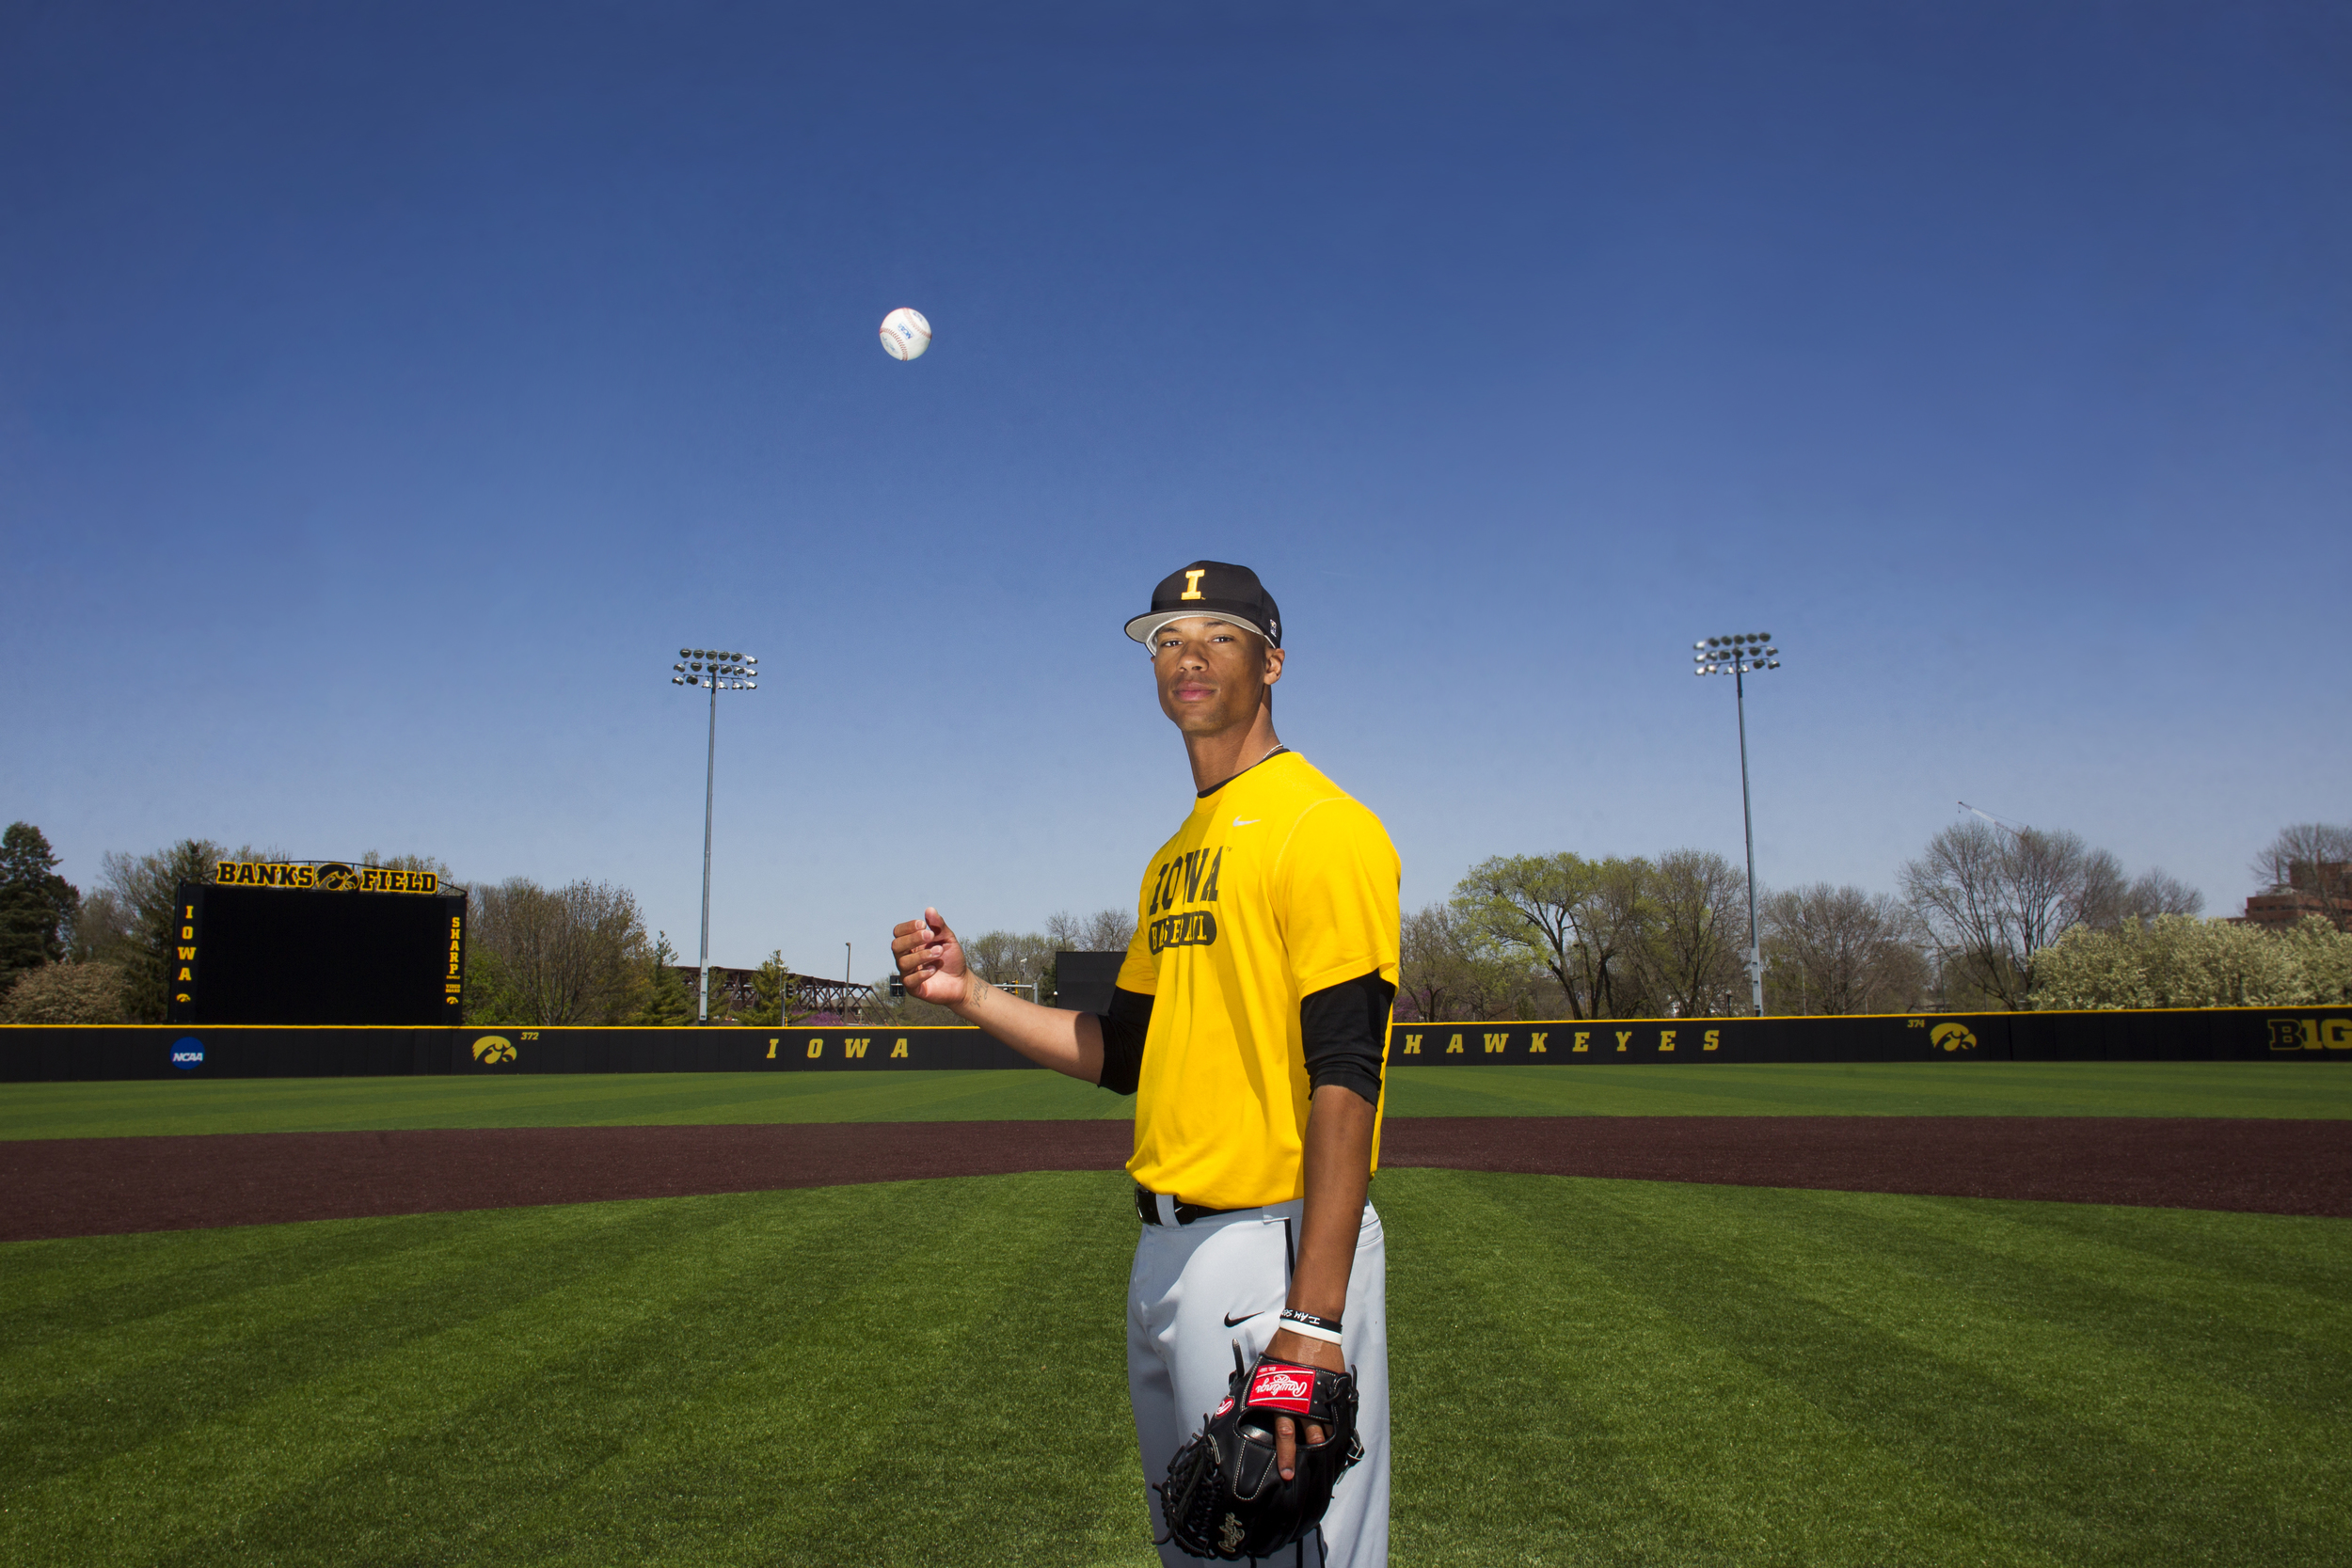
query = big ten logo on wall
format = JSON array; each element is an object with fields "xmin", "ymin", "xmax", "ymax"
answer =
[
  {"xmin": 169, "ymin": 1037, "xmax": 204, "ymax": 1070},
  {"xmin": 770, "ymin": 1037, "xmax": 912, "ymax": 1061},
  {"xmin": 2270, "ymin": 1018, "xmax": 2352, "ymax": 1052},
  {"xmin": 471, "ymin": 1035, "xmax": 517, "ymax": 1065}
]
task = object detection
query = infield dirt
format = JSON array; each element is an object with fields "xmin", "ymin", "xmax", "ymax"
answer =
[{"xmin": 5, "ymin": 1115, "xmax": 2347, "ymax": 1242}]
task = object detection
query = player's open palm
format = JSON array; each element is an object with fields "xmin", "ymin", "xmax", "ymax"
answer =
[{"xmin": 892, "ymin": 908, "xmax": 975, "ymax": 1006}]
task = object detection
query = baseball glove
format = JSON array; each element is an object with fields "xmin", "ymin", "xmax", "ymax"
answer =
[{"xmin": 1155, "ymin": 1344, "xmax": 1362, "ymax": 1560}]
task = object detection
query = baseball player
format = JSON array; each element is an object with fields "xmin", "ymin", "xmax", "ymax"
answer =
[{"xmin": 892, "ymin": 561, "xmax": 1398, "ymax": 1565}]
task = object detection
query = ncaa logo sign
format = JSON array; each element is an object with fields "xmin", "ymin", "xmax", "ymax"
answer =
[{"xmin": 169, "ymin": 1037, "xmax": 204, "ymax": 1070}]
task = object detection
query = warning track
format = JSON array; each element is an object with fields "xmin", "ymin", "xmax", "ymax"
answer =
[{"xmin": 3, "ymin": 1116, "xmax": 2345, "ymax": 1242}]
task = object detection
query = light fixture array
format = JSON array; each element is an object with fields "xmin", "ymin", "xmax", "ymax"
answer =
[
  {"xmin": 1692, "ymin": 633, "xmax": 1780, "ymax": 676},
  {"xmin": 673, "ymin": 648, "xmax": 758, "ymax": 689}
]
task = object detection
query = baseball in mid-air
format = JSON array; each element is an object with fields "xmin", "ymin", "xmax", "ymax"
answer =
[{"xmin": 880, "ymin": 307, "xmax": 931, "ymax": 361}]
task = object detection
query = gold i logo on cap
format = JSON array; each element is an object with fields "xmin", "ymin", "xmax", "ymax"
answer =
[{"xmin": 1181, "ymin": 569, "xmax": 1206, "ymax": 600}]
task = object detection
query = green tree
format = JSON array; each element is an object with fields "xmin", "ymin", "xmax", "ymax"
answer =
[
  {"xmin": 466, "ymin": 877, "xmax": 652, "ymax": 1025},
  {"xmin": 1634, "ymin": 848, "xmax": 1749, "ymax": 1018},
  {"xmin": 623, "ymin": 933, "xmax": 697, "ymax": 1026},
  {"xmin": 0, "ymin": 823, "xmax": 80, "ymax": 991},
  {"xmin": 94, "ymin": 839, "xmax": 230, "ymax": 1022},
  {"xmin": 735, "ymin": 949, "xmax": 787, "ymax": 1026},
  {"xmin": 461, "ymin": 945, "xmax": 527, "ymax": 1026},
  {"xmin": 1453, "ymin": 853, "xmax": 1655, "ymax": 1020}
]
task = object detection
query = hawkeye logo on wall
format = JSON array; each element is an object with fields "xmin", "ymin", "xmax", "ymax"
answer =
[
  {"xmin": 1930, "ymin": 1022, "xmax": 1978, "ymax": 1053},
  {"xmin": 214, "ymin": 861, "xmax": 440, "ymax": 894},
  {"xmin": 472, "ymin": 1036, "xmax": 517, "ymax": 1065}
]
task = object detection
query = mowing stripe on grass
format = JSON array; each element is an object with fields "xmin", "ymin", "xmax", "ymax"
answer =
[
  {"xmin": 5, "ymin": 1171, "xmax": 2348, "ymax": 1565},
  {"xmin": 1383, "ymin": 1060, "xmax": 2352, "ymax": 1121},
  {"xmin": 0, "ymin": 1069, "xmax": 1132, "ymax": 1142},
  {"xmin": 6, "ymin": 1061, "xmax": 2348, "ymax": 1142},
  {"xmin": 1, "ymin": 1173, "xmax": 1157, "ymax": 1567},
  {"xmin": 1382, "ymin": 1171, "xmax": 2352, "ymax": 1566}
]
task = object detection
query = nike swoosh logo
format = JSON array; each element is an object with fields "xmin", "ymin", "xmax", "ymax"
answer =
[
  {"xmin": 1232, "ymin": 817, "xmax": 1261, "ymax": 827},
  {"xmin": 1222, "ymin": 1308, "xmax": 1270, "ymax": 1326}
]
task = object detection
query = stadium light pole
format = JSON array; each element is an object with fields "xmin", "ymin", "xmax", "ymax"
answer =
[
  {"xmin": 1692, "ymin": 632, "xmax": 1782, "ymax": 1017},
  {"xmin": 671, "ymin": 647, "xmax": 758, "ymax": 1023}
]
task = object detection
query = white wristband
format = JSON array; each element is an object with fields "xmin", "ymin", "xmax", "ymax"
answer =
[{"xmin": 1279, "ymin": 1318, "xmax": 1343, "ymax": 1345}]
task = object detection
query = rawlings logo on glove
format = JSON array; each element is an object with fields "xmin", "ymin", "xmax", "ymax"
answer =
[
  {"xmin": 1245, "ymin": 1366, "xmax": 1315, "ymax": 1413},
  {"xmin": 1155, "ymin": 1346, "xmax": 1362, "ymax": 1561}
]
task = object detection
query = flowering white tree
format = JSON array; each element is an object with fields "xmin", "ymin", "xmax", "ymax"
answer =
[{"xmin": 2032, "ymin": 915, "xmax": 2352, "ymax": 1008}]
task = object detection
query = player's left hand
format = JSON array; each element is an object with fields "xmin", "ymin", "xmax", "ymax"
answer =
[{"xmin": 1264, "ymin": 1326, "xmax": 1345, "ymax": 1481}]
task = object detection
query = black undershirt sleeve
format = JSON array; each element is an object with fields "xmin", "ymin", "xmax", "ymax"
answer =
[
  {"xmin": 1299, "ymin": 970, "xmax": 1394, "ymax": 1108},
  {"xmin": 1094, "ymin": 987, "xmax": 1154, "ymax": 1096}
]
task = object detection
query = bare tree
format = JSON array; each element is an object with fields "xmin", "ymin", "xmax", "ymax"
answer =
[
  {"xmin": 2112, "ymin": 869, "xmax": 2205, "ymax": 927},
  {"xmin": 964, "ymin": 929, "xmax": 1056, "ymax": 995},
  {"xmin": 1400, "ymin": 905, "xmax": 1471, "ymax": 1022},
  {"xmin": 1637, "ymin": 848, "xmax": 1749, "ymax": 1018},
  {"xmin": 467, "ymin": 878, "xmax": 652, "ymax": 1025},
  {"xmin": 1398, "ymin": 904, "xmax": 1556, "ymax": 1022},
  {"xmin": 2251, "ymin": 824, "xmax": 2352, "ymax": 924},
  {"xmin": 68, "ymin": 887, "xmax": 132, "ymax": 966},
  {"xmin": 1900, "ymin": 821, "xmax": 2122, "ymax": 1009},
  {"xmin": 360, "ymin": 850, "xmax": 456, "ymax": 881},
  {"xmin": 1762, "ymin": 884, "xmax": 1931, "ymax": 1015},
  {"xmin": 1047, "ymin": 907, "xmax": 1137, "ymax": 954}
]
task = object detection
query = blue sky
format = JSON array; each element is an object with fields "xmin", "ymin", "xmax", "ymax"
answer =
[{"xmin": 3, "ymin": 0, "xmax": 2345, "ymax": 980}]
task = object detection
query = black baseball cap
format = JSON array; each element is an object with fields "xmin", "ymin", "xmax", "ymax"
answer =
[{"xmin": 1124, "ymin": 561, "xmax": 1283, "ymax": 649}]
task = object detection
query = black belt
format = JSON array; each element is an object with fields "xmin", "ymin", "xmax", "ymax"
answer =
[{"xmin": 1136, "ymin": 1183, "xmax": 1239, "ymax": 1227}]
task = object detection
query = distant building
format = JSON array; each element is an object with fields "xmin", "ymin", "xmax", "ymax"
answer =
[
  {"xmin": 2237, "ymin": 861, "xmax": 2352, "ymax": 933},
  {"xmin": 663, "ymin": 965, "xmax": 876, "ymax": 1020}
]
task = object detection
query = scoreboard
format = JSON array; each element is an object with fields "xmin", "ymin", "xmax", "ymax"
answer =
[{"xmin": 167, "ymin": 862, "xmax": 466, "ymax": 1025}]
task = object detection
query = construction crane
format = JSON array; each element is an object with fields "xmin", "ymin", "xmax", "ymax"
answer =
[{"xmin": 1958, "ymin": 801, "xmax": 2028, "ymax": 840}]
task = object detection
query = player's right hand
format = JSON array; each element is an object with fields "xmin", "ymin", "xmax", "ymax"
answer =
[{"xmin": 891, "ymin": 908, "xmax": 974, "ymax": 1006}]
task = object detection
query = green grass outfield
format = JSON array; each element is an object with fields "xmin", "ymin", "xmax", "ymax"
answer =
[
  {"xmin": 5, "ymin": 1059, "xmax": 2349, "ymax": 1140},
  {"xmin": 4, "ymin": 1169, "xmax": 2347, "ymax": 1565}
]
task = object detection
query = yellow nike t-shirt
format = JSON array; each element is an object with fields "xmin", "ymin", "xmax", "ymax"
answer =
[{"xmin": 1115, "ymin": 751, "xmax": 1402, "ymax": 1210}]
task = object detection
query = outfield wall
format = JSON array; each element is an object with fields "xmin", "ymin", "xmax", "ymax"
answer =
[
  {"xmin": 4, "ymin": 1006, "xmax": 2349, "ymax": 1081},
  {"xmin": 1390, "ymin": 1008, "xmax": 2352, "ymax": 1063}
]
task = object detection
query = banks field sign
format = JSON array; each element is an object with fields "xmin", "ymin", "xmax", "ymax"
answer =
[{"xmin": 213, "ymin": 860, "xmax": 441, "ymax": 895}]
